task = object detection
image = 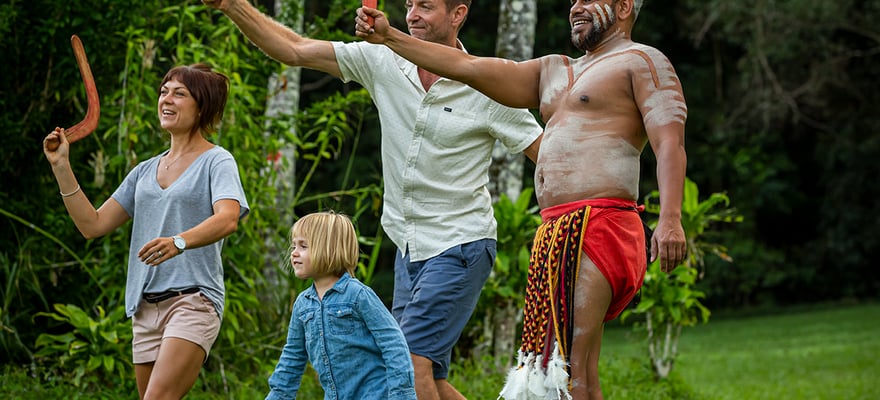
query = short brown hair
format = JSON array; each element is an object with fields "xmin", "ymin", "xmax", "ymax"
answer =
[
  {"xmin": 289, "ymin": 211, "xmax": 360, "ymax": 277},
  {"xmin": 159, "ymin": 63, "xmax": 229, "ymax": 135},
  {"xmin": 446, "ymin": 0, "xmax": 471, "ymax": 8}
]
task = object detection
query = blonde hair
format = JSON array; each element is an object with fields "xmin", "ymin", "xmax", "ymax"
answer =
[{"xmin": 289, "ymin": 211, "xmax": 359, "ymax": 277}]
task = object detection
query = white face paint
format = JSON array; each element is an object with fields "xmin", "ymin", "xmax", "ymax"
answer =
[
  {"xmin": 594, "ymin": 4, "xmax": 608, "ymax": 29},
  {"xmin": 571, "ymin": 2, "xmax": 618, "ymax": 52}
]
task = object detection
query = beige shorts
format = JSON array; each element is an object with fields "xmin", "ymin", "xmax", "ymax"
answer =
[{"xmin": 131, "ymin": 292, "xmax": 221, "ymax": 364}]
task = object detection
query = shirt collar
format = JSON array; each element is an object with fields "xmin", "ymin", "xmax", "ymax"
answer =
[{"xmin": 305, "ymin": 271, "xmax": 352, "ymax": 300}]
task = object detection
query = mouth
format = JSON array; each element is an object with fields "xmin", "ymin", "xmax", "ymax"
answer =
[{"xmin": 571, "ymin": 18, "xmax": 591, "ymax": 28}]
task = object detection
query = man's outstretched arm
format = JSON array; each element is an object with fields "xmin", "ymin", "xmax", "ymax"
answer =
[
  {"xmin": 356, "ymin": 6, "xmax": 542, "ymax": 109},
  {"xmin": 203, "ymin": 0, "xmax": 342, "ymax": 77}
]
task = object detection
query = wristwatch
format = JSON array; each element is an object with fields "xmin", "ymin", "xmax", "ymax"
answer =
[{"xmin": 172, "ymin": 235, "xmax": 187, "ymax": 254}]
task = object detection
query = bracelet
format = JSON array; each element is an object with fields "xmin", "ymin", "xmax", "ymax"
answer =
[{"xmin": 60, "ymin": 184, "xmax": 81, "ymax": 198}]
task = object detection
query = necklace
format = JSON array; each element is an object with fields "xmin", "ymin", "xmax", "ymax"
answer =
[{"xmin": 163, "ymin": 150, "xmax": 197, "ymax": 170}]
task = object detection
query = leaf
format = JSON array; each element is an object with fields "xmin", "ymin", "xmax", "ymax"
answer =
[
  {"xmin": 103, "ymin": 355, "xmax": 115, "ymax": 373},
  {"xmin": 86, "ymin": 355, "xmax": 102, "ymax": 372}
]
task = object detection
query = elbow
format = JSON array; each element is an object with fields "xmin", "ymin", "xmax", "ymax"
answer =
[
  {"xmin": 80, "ymin": 230, "xmax": 100, "ymax": 240},
  {"xmin": 222, "ymin": 218, "xmax": 240, "ymax": 238},
  {"xmin": 78, "ymin": 224, "xmax": 106, "ymax": 240}
]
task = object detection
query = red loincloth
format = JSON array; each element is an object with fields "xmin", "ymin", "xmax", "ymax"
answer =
[{"xmin": 499, "ymin": 198, "xmax": 647, "ymax": 400}]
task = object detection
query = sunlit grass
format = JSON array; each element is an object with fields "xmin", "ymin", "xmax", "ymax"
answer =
[
  {"xmin": 603, "ymin": 301, "xmax": 880, "ymax": 400},
  {"xmin": 4, "ymin": 302, "xmax": 877, "ymax": 399}
]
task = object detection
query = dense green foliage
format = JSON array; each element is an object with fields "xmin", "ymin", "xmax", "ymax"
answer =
[
  {"xmin": 0, "ymin": 0, "xmax": 384, "ymax": 391},
  {"xmin": 622, "ymin": 177, "xmax": 740, "ymax": 378}
]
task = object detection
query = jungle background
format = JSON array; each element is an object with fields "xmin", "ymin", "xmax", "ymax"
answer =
[{"xmin": 1, "ymin": 0, "xmax": 878, "ymax": 398}]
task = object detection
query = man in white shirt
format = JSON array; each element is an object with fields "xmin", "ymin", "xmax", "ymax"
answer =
[{"xmin": 202, "ymin": 0, "xmax": 543, "ymax": 398}]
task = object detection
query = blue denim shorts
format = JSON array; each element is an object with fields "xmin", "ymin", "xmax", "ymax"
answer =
[{"xmin": 392, "ymin": 238, "xmax": 496, "ymax": 379}]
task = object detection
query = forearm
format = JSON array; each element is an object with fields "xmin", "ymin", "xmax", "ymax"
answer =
[
  {"xmin": 384, "ymin": 29, "xmax": 473, "ymax": 82},
  {"xmin": 266, "ymin": 317, "xmax": 307, "ymax": 399},
  {"xmin": 51, "ymin": 161, "xmax": 118, "ymax": 239},
  {"xmin": 655, "ymin": 143, "xmax": 686, "ymax": 220},
  {"xmin": 174, "ymin": 201, "xmax": 240, "ymax": 250},
  {"xmin": 217, "ymin": 0, "xmax": 344, "ymax": 76},
  {"xmin": 388, "ymin": 30, "xmax": 541, "ymax": 108},
  {"xmin": 220, "ymin": 1, "xmax": 305, "ymax": 65}
]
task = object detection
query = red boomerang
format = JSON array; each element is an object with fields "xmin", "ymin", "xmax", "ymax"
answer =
[
  {"xmin": 363, "ymin": 0, "xmax": 377, "ymax": 25},
  {"xmin": 46, "ymin": 34, "xmax": 100, "ymax": 151}
]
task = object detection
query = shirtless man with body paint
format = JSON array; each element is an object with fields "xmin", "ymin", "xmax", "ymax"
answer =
[{"xmin": 356, "ymin": 0, "xmax": 686, "ymax": 398}]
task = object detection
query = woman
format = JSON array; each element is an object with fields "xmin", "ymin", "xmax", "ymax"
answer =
[{"xmin": 42, "ymin": 63, "xmax": 249, "ymax": 399}]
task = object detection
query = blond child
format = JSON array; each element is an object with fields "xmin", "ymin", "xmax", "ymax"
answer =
[{"xmin": 266, "ymin": 212, "xmax": 416, "ymax": 399}]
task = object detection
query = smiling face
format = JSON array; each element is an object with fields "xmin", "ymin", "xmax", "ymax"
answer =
[
  {"xmin": 290, "ymin": 236, "xmax": 317, "ymax": 280},
  {"xmin": 405, "ymin": 0, "xmax": 458, "ymax": 44},
  {"xmin": 570, "ymin": 0, "xmax": 619, "ymax": 52},
  {"xmin": 158, "ymin": 79, "xmax": 200, "ymax": 135}
]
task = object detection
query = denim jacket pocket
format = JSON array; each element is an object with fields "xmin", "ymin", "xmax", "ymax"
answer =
[
  {"xmin": 298, "ymin": 309, "xmax": 316, "ymax": 325},
  {"xmin": 326, "ymin": 304, "xmax": 358, "ymax": 336}
]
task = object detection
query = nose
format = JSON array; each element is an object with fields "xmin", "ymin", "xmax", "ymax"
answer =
[{"xmin": 406, "ymin": 7, "xmax": 418, "ymax": 23}]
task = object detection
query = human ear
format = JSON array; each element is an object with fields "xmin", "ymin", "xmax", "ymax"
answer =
[{"xmin": 617, "ymin": 0, "xmax": 634, "ymax": 21}]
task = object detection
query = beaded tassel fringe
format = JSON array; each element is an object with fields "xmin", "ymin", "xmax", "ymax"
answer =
[{"xmin": 498, "ymin": 343, "xmax": 571, "ymax": 400}]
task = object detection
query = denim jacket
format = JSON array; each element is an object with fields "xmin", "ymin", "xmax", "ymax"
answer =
[{"xmin": 266, "ymin": 273, "xmax": 416, "ymax": 400}]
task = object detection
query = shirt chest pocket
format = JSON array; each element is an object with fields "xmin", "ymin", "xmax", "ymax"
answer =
[
  {"xmin": 429, "ymin": 108, "xmax": 481, "ymax": 149},
  {"xmin": 326, "ymin": 304, "xmax": 359, "ymax": 336},
  {"xmin": 298, "ymin": 309, "xmax": 317, "ymax": 332}
]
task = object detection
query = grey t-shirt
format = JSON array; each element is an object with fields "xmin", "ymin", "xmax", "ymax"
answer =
[{"xmin": 112, "ymin": 145, "xmax": 249, "ymax": 318}]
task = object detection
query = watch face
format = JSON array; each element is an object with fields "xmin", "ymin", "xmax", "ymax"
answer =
[{"xmin": 174, "ymin": 236, "xmax": 186, "ymax": 250}]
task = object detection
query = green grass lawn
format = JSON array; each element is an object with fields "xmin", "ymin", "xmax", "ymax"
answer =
[
  {"xmin": 602, "ymin": 301, "xmax": 880, "ymax": 400},
  {"xmin": 4, "ymin": 302, "xmax": 877, "ymax": 399}
]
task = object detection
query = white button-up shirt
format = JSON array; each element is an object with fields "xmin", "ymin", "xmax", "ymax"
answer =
[{"xmin": 334, "ymin": 41, "xmax": 542, "ymax": 261}]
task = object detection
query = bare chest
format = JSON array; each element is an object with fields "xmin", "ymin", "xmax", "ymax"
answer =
[{"xmin": 538, "ymin": 56, "xmax": 636, "ymax": 127}]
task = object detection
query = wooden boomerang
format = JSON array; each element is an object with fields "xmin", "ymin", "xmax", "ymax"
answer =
[
  {"xmin": 363, "ymin": 0, "xmax": 377, "ymax": 25},
  {"xmin": 46, "ymin": 35, "xmax": 100, "ymax": 151}
]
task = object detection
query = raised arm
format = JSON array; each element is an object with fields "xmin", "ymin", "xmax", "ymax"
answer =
[
  {"xmin": 43, "ymin": 128, "xmax": 131, "ymax": 239},
  {"xmin": 203, "ymin": 0, "xmax": 342, "ymax": 77},
  {"xmin": 356, "ymin": 7, "xmax": 542, "ymax": 109}
]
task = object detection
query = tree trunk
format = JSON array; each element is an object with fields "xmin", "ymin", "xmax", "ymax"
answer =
[
  {"xmin": 491, "ymin": 301, "xmax": 523, "ymax": 372},
  {"xmin": 646, "ymin": 310, "xmax": 682, "ymax": 379},
  {"xmin": 488, "ymin": 0, "xmax": 537, "ymax": 202},
  {"xmin": 261, "ymin": 0, "xmax": 303, "ymax": 300},
  {"xmin": 487, "ymin": 0, "xmax": 538, "ymax": 365}
]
